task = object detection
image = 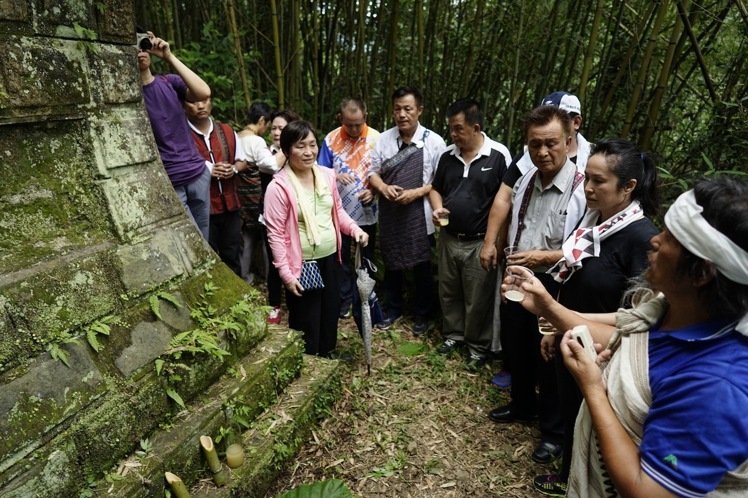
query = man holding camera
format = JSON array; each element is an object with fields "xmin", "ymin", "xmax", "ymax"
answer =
[{"xmin": 137, "ymin": 30, "xmax": 212, "ymax": 240}]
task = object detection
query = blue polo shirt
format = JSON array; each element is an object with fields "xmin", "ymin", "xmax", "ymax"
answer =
[{"xmin": 640, "ymin": 319, "xmax": 748, "ymax": 497}]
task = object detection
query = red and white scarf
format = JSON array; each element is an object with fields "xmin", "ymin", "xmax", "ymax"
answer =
[{"xmin": 550, "ymin": 201, "xmax": 644, "ymax": 283}]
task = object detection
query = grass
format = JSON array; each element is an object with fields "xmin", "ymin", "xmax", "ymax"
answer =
[{"xmin": 265, "ymin": 316, "xmax": 551, "ymax": 497}]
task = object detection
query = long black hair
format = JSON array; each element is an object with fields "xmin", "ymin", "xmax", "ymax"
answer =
[{"xmin": 589, "ymin": 139, "xmax": 660, "ymax": 217}]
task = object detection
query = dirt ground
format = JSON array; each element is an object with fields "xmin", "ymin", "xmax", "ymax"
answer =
[{"xmin": 266, "ymin": 316, "xmax": 552, "ymax": 497}]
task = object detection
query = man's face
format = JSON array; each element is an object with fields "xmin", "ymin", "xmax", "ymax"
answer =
[
  {"xmin": 184, "ymin": 97, "xmax": 212, "ymax": 123},
  {"xmin": 341, "ymin": 107, "xmax": 366, "ymax": 138},
  {"xmin": 527, "ymin": 118, "xmax": 571, "ymax": 179},
  {"xmin": 448, "ymin": 112, "xmax": 480, "ymax": 151},
  {"xmin": 392, "ymin": 94, "xmax": 422, "ymax": 136}
]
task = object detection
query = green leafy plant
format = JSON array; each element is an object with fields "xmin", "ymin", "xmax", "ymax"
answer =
[
  {"xmin": 274, "ymin": 479, "xmax": 353, "ymax": 498},
  {"xmin": 47, "ymin": 332, "xmax": 79, "ymax": 367},
  {"xmin": 149, "ymin": 291, "xmax": 182, "ymax": 320}
]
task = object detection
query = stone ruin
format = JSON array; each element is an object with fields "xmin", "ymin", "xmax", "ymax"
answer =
[{"xmin": 0, "ymin": 2, "xmax": 341, "ymax": 496}]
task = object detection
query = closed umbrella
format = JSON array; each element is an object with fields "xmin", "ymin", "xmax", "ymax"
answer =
[{"xmin": 355, "ymin": 244, "xmax": 376, "ymax": 374}]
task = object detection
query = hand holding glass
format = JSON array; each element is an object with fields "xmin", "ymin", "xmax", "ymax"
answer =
[{"xmin": 504, "ymin": 265, "xmax": 534, "ymax": 302}]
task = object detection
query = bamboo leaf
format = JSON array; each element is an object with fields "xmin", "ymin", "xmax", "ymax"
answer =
[{"xmin": 166, "ymin": 388, "xmax": 185, "ymax": 409}]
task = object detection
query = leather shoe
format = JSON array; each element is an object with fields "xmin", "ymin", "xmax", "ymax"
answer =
[
  {"xmin": 532, "ymin": 441, "xmax": 562, "ymax": 464},
  {"xmin": 488, "ymin": 404, "xmax": 536, "ymax": 424}
]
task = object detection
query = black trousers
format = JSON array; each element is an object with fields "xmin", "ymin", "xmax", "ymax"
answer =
[
  {"xmin": 338, "ymin": 224, "xmax": 378, "ymax": 310},
  {"xmin": 209, "ymin": 210, "xmax": 242, "ymax": 276},
  {"xmin": 500, "ymin": 274, "xmax": 563, "ymax": 445},
  {"xmin": 263, "ymin": 227, "xmax": 283, "ymax": 307},
  {"xmin": 286, "ymin": 253, "xmax": 341, "ymax": 356},
  {"xmin": 383, "ymin": 235, "xmax": 435, "ymax": 320}
]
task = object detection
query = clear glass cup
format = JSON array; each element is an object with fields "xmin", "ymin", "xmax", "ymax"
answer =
[{"xmin": 504, "ymin": 265, "xmax": 534, "ymax": 302}]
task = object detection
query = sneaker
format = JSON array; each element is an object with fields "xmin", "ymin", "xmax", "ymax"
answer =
[
  {"xmin": 465, "ymin": 352, "xmax": 487, "ymax": 370},
  {"xmin": 533, "ymin": 474, "xmax": 567, "ymax": 497},
  {"xmin": 339, "ymin": 306, "xmax": 352, "ymax": 319},
  {"xmin": 412, "ymin": 319, "xmax": 431, "ymax": 336},
  {"xmin": 436, "ymin": 339, "xmax": 460, "ymax": 354},
  {"xmin": 374, "ymin": 313, "xmax": 401, "ymax": 330},
  {"xmin": 267, "ymin": 306, "xmax": 281, "ymax": 325}
]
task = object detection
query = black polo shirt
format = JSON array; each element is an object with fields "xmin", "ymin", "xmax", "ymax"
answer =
[{"xmin": 432, "ymin": 138, "xmax": 509, "ymax": 236}]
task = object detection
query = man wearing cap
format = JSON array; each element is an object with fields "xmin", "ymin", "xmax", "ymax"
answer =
[
  {"xmin": 138, "ymin": 31, "xmax": 212, "ymax": 240},
  {"xmin": 480, "ymin": 91, "xmax": 591, "ymax": 272},
  {"xmin": 487, "ymin": 105, "xmax": 587, "ymax": 467},
  {"xmin": 429, "ymin": 98, "xmax": 512, "ymax": 369}
]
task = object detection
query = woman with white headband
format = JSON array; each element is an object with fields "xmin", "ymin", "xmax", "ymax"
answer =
[{"xmin": 504, "ymin": 176, "xmax": 748, "ymax": 497}]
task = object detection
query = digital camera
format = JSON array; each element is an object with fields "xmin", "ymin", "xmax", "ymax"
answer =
[{"xmin": 136, "ymin": 32, "xmax": 152, "ymax": 51}]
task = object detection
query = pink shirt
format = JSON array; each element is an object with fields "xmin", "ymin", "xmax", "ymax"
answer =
[{"xmin": 264, "ymin": 166, "xmax": 364, "ymax": 284}]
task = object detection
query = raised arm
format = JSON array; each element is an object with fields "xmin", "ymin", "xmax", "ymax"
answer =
[{"xmin": 147, "ymin": 32, "xmax": 210, "ymax": 101}]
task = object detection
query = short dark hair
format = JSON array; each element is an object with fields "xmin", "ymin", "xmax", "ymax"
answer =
[
  {"xmin": 589, "ymin": 139, "xmax": 660, "ymax": 217},
  {"xmin": 446, "ymin": 98, "xmax": 483, "ymax": 129},
  {"xmin": 522, "ymin": 105, "xmax": 572, "ymax": 139},
  {"xmin": 339, "ymin": 98, "xmax": 367, "ymax": 115},
  {"xmin": 244, "ymin": 101, "xmax": 272, "ymax": 126},
  {"xmin": 391, "ymin": 86, "xmax": 423, "ymax": 107},
  {"xmin": 675, "ymin": 176, "xmax": 748, "ymax": 320},
  {"xmin": 279, "ymin": 120, "xmax": 316, "ymax": 157},
  {"xmin": 270, "ymin": 108, "xmax": 301, "ymax": 124}
]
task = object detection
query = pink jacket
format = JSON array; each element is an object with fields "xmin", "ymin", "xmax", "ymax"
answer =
[{"xmin": 264, "ymin": 166, "xmax": 364, "ymax": 285}]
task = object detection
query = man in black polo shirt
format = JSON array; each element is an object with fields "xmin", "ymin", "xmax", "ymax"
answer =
[{"xmin": 429, "ymin": 99, "xmax": 512, "ymax": 368}]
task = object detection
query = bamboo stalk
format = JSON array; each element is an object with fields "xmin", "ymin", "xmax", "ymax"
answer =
[
  {"xmin": 199, "ymin": 435, "xmax": 222, "ymax": 473},
  {"xmin": 164, "ymin": 472, "xmax": 190, "ymax": 498}
]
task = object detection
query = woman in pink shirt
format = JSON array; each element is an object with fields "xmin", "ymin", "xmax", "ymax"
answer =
[{"xmin": 264, "ymin": 121, "xmax": 369, "ymax": 356}]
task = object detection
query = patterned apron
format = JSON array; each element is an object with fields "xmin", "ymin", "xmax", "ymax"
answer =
[{"xmin": 378, "ymin": 139, "xmax": 430, "ymax": 270}]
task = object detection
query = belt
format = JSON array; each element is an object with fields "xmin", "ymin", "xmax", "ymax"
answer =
[{"xmin": 446, "ymin": 231, "xmax": 486, "ymax": 242}]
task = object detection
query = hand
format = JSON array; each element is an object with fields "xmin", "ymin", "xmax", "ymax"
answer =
[
  {"xmin": 431, "ymin": 207, "xmax": 449, "ymax": 225},
  {"xmin": 499, "ymin": 268, "xmax": 553, "ymax": 315},
  {"xmin": 394, "ymin": 188, "xmax": 420, "ymax": 205},
  {"xmin": 506, "ymin": 250, "xmax": 549, "ymax": 269},
  {"xmin": 540, "ymin": 333, "xmax": 556, "ymax": 362},
  {"xmin": 381, "ymin": 184, "xmax": 403, "ymax": 201},
  {"xmin": 355, "ymin": 231, "xmax": 369, "ymax": 247},
  {"xmin": 285, "ymin": 279, "xmax": 303, "ymax": 297},
  {"xmin": 357, "ymin": 189, "xmax": 374, "ymax": 205},
  {"xmin": 336, "ymin": 173, "xmax": 356, "ymax": 185},
  {"xmin": 480, "ymin": 242, "xmax": 498, "ymax": 271},
  {"xmin": 560, "ymin": 330, "xmax": 605, "ymax": 394},
  {"xmin": 146, "ymin": 31, "xmax": 172, "ymax": 61}
]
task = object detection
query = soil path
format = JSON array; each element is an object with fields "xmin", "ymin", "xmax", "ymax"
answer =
[{"xmin": 267, "ymin": 317, "xmax": 550, "ymax": 497}]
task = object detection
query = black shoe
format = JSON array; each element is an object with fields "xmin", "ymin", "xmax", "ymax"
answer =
[
  {"xmin": 465, "ymin": 353, "xmax": 487, "ymax": 370},
  {"xmin": 436, "ymin": 338, "xmax": 460, "ymax": 354},
  {"xmin": 338, "ymin": 306, "xmax": 352, "ymax": 319},
  {"xmin": 532, "ymin": 441, "xmax": 562, "ymax": 464},
  {"xmin": 413, "ymin": 318, "xmax": 431, "ymax": 336},
  {"xmin": 488, "ymin": 404, "xmax": 537, "ymax": 424},
  {"xmin": 374, "ymin": 313, "xmax": 401, "ymax": 330}
]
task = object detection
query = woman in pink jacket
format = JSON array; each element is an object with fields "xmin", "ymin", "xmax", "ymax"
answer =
[{"xmin": 264, "ymin": 120, "xmax": 369, "ymax": 356}]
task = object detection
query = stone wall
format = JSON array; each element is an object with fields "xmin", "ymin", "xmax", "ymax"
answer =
[{"xmin": 0, "ymin": 2, "xmax": 258, "ymax": 495}]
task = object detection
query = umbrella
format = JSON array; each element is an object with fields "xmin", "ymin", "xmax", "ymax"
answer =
[{"xmin": 355, "ymin": 244, "xmax": 376, "ymax": 375}]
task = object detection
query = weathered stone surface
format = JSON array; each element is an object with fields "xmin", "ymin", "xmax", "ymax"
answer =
[
  {"xmin": 89, "ymin": 107, "xmax": 156, "ymax": 169},
  {"xmin": 0, "ymin": 250, "xmax": 122, "ymax": 369},
  {"xmin": 0, "ymin": 37, "xmax": 90, "ymax": 117},
  {"xmin": 95, "ymin": 0, "xmax": 134, "ymax": 42},
  {"xmin": 1, "ymin": 444, "xmax": 82, "ymax": 498},
  {"xmin": 115, "ymin": 227, "xmax": 195, "ymax": 293},
  {"xmin": 115, "ymin": 320, "xmax": 172, "ymax": 377},
  {"xmin": 0, "ymin": 0, "xmax": 28, "ymax": 23},
  {"xmin": 0, "ymin": 341, "xmax": 104, "ymax": 464},
  {"xmin": 103, "ymin": 167, "xmax": 185, "ymax": 238},
  {"xmin": 0, "ymin": 119, "xmax": 113, "ymax": 274},
  {"xmin": 89, "ymin": 46, "xmax": 142, "ymax": 105}
]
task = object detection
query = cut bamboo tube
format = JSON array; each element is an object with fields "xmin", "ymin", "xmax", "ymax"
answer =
[
  {"xmin": 225, "ymin": 443, "xmax": 245, "ymax": 468},
  {"xmin": 164, "ymin": 472, "xmax": 190, "ymax": 498},
  {"xmin": 199, "ymin": 435, "xmax": 222, "ymax": 473}
]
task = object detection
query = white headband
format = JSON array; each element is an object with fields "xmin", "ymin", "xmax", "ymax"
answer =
[{"xmin": 665, "ymin": 189, "xmax": 748, "ymax": 335}]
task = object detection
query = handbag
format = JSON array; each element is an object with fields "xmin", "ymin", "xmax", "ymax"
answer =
[{"xmin": 299, "ymin": 260, "xmax": 325, "ymax": 291}]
